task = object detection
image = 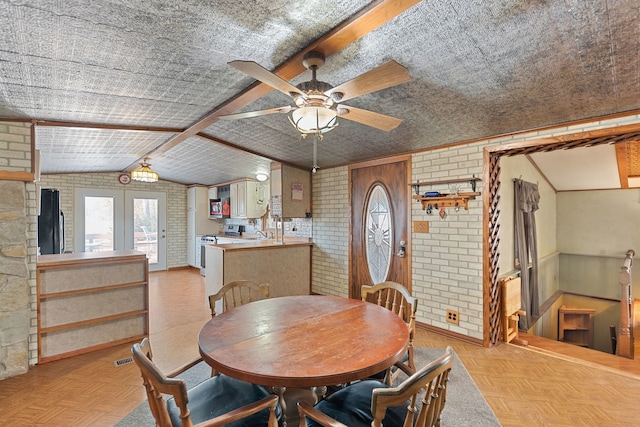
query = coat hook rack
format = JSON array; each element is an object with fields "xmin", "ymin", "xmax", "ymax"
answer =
[{"xmin": 409, "ymin": 176, "xmax": 481, "ymax": 213}]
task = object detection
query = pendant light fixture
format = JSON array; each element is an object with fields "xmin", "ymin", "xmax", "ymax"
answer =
[{"xmin": 131, "ymin": 157, "xmax": 159, "ymax": 183}]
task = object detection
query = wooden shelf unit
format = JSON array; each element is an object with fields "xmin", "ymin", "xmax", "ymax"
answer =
[
  {"xmin": 36, "ymin": 251, "xmax": 149, "ymax": 363},
  {"xmin": 411, "ymin": 192, "xmax": 481, "ymax": 210},
  {"xmin": 558, "ymin": 305, "xmax": 595, "ymax": 348},
  {"xmin": 410, "ymin": 176, "xmax": 481, "ymax": 211}
]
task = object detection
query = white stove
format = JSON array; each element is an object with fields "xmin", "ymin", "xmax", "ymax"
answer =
[
  {"xmin": 199, "ymin": 225, "xmax": 245, "ymax": 275},
  {"xmin": 201, "ymin": 224, "xmax": 245, "ymax": 242}
]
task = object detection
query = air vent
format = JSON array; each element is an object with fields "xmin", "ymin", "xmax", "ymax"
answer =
[{"xmin": 113, "ymin": 356, "xmax": 133, "ymax": 367}]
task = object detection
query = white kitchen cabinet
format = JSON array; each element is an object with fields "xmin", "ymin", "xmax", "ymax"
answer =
[
  {"xmin": 230, "ymin": 180, "xmax": 268, "ymax": 219},
  {"xmin": 230, "ymin": 181, "xmax": 246, "ymax": 218},
  {"xmin": 187, "ymin": 186, "xmax": 218, "ymax": 267},
  {"xmin": 247, "ymin": 181, "xmax": 269, "ymax": 218},
  {"xmin": 187, "ymin": 211, "xmax": 196, "ymax": 267},
  {"xmin": 270, "ymin": 162, "xmax": 311, "ymax": 218},
  {"xmin": 208, "ymin": 186, "xmax": 217, "ymax": 200}
]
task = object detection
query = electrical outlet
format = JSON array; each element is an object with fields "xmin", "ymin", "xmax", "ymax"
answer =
[{"xmin": 446, "ymin": 309, "xmax": 459, "ymax": 325}]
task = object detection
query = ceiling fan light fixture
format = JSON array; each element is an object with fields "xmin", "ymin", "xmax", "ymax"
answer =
[
  {"xmin": 289, "ymin": 106, "xmax": 338, "ymax": 137},
  {"xmin": 131, "ymin": 158, "xmax": 159, "ymax": 183}
]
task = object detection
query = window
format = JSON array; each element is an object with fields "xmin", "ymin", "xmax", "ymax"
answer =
[
  {"xmin": 84, "ymin": 196, "xmax": 115, "ymax": 252},
  {"xmin": 365, "ymin": 184, "xmax": 393, "ymax": 283}
]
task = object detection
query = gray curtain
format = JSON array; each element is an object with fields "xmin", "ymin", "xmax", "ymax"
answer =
[{"xmin": 514, "ymin": 179, "xmax": 540, "ymax": 330}]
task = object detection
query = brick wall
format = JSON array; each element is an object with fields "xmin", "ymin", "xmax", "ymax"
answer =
[
  {"xmin": 311, "ymin": 166, "xmax": 350, "ymax": 296},
  {"xmin": 311, "ymin": 113, "xmax": 640, "ymax": 341},
  {"xmin": 411, "ymin": 144, "xmax": 485, "ymax": 339},
  {"xmin": 38, "ymin": 173, "xmax": 188, "ymax": 269},
  {"xmin": 0, "ymin": 121, "xmax": 31, "ymax": 171}
]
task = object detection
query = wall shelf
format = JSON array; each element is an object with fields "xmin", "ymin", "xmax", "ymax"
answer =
[
  {"xmin": 409, "ymin": 176, "xmax": 481, "ymax": 195},
  {"xmin": 412, "ymin": 192, "xmax": 480, "ymax": 211},
  {"xmin": 409, "ymin": 176, "xmax": 481, "ymax": 211}
]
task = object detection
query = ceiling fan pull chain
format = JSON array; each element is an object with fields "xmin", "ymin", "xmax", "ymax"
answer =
[{"xmin": 312, "ymin": 135, "xmax": 319, "ymax": 174}]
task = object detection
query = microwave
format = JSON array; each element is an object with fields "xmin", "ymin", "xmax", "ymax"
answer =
[{"xmin": 209, "ymin": 199, "xmax": 223, "ymax": 219}]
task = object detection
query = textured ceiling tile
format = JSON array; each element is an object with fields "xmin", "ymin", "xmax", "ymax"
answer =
[
  {"xmin": 152, "ymin": 136, "xmax": 272, "ymax": 185},
  {"xmin": 35, "ymin": 126, "xmax": 174, "ymax": 173},
  {"xmin": 1, "ymin": 0, "xmax": 640, "ymax": 186}
]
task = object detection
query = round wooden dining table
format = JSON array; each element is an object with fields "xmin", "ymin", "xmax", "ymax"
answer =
[{"xmin": 198, "ymin": 294, "xmax": 409, "ymax": 426}]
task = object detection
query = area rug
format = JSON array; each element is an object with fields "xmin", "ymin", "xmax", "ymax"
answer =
[{"xmin": 116, "ymin": 347, "xmax": 500, "ymax": 426}]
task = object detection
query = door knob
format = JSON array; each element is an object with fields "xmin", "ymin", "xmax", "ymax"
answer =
[{"xmin": 396, "ymin": 240, "xmax": 406, "ymax": 258}]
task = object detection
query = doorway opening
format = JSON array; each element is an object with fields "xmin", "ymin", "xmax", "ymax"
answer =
[{"xmin": 484, "ymin": 126, "xmax": 640, "ymax": 365}]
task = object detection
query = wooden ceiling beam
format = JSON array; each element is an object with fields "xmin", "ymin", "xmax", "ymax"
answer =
[
  {"xmin": 34, "ymin": 120, "xmax": 184, "ymax": 133},
  {"xmin": 143, "ymin": 0, "xmax": 421, "ymax": 162}
]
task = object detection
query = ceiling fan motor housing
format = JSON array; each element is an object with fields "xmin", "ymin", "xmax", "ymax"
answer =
[{"xmin": 302, "ymin": 51, "xmax": 325, "ymax": 69}]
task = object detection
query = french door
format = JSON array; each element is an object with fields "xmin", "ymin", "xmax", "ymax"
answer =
[
  {"xmin": 125, "ymin": 191, "xmax": 167, "ymax": 271},
  {"xmin": 74, "ymin": 188, "xmax": 167, "ymax": 271}
]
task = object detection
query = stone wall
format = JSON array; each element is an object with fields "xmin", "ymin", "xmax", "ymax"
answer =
[
  {"xmin": 0, "ymin": 181, "xmax": 30, "ymax": 378},
  {"xmin": 0, "ymin": 120, "xmax": 34, "ymax": 378}
]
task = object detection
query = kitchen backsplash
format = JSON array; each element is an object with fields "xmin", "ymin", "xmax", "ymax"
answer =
[{"xmin": 225, "ymin": 217, "xmax": 312, "ymax": 239}]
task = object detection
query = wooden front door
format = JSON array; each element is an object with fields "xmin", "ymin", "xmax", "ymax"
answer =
[{"xmin": 349, "ymin": 155, "xmax": 411, "ymax": 299}]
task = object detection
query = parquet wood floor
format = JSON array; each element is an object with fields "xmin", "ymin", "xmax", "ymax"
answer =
[{"xmin": 1, "ymin": 269, "xmax": 639, "ymax": 426}]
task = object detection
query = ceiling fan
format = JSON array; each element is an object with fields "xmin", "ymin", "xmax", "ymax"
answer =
[{"xmin": 219, "ymin": 51, "xmax": 411, "ymax": 137}]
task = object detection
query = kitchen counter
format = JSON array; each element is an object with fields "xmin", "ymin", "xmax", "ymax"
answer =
[
  {"xmin": 37, "ymin": 249, "xmax": 146, "ymax": 266},
  {"xmin": 205, "ymin": 239, "xmax": 312, "ymax": 305},
  {"xmin": 205, "ymin": 238, "xmax": 311, "ymax": 251}
]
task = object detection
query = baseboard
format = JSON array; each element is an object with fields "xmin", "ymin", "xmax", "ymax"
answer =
[
  {"xmin": 167, "ymin": 265, "xmax": 197, "ymax": 271},
  {"xmin": 416, "ymin": 322, "xmax": 484, "ymax": 347}
]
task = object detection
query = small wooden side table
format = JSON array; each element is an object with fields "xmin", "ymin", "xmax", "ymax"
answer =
[{"xmin": 559, "ymin": 305, "xmax": 595, "ymax": 348}]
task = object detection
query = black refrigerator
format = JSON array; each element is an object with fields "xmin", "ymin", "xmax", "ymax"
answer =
[{"xmin": 38, "ymin": 188, "xmax": 65, "ymax": 255}]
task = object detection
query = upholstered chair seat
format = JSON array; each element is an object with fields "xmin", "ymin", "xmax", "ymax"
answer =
[
  {"xmin": 298, "ymin": 347, "xmax": 454, "ymax": 427},
  {"xmin": 131, "ymin": 338, "xmax": 280, "ymax": 427},
  {"xmin": 166, "ymin": 373, "xmax": 279, "ymax": 427},
  {"xmin": 305, "ymin": 380, "xmax": 407, "ymax": 427}
]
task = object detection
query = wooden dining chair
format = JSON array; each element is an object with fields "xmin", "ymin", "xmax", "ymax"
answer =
[
  {"xmin": 361, "ymin": 281, "xmax": 418, "ymax": 385},
  {"xmin": 297, "ymin": 346, "xmax": 453, "ymax": 427},
  {"xmin": 208, "ymin": 280, "xmax": 270, "ymax": 317},
  {"xmin": 131, "ymin": 337, "xmax": 279, "ymax": 427}
]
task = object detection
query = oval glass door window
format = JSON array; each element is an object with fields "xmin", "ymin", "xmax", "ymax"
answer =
[{"xmin": 365, "ymin": 184, "xmax": 393, "ymax": 283}]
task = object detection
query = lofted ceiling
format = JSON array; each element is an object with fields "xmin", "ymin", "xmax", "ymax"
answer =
[
  {"xmin": 1, "ymin": 1, "xmax": 640, "ymax": 188},
  {"xmin": 530, "ymin": 140, "xmax": 640, "ymax": 191}
]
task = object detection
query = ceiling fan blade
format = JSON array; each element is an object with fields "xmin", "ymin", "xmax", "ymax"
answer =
[
  {"xmin": 326, "ymin": 61, "xmax": 410, "ymax": 103},
  {"xmin": 229, "ymin": 60, "xmax": 305, "ymax": 98},
  {"xmin": 218, "ymin": 106, "xmax": 293, "ymax": 120},
  {"xmin": 337, "ymin": 105, "xmax": 402, "ymax": 131}
]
